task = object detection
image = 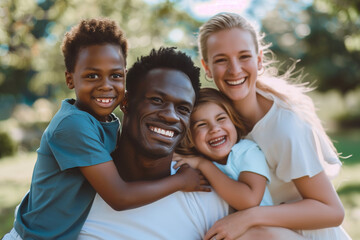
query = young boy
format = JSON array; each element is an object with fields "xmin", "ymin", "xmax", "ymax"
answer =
[{"xmin": 4, "ymin": 19, "xmax": 206, "ymax": 240}]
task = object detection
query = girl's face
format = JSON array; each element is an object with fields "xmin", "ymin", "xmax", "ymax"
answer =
[
  {"xmin": 202, "ymin": 28, "xmax": 262, "ymax": 103},
  {"xmin": 191, "ymin": 102, "xmax": 238, "ymax": 163}
]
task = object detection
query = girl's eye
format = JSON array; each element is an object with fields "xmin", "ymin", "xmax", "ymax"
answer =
[
  {"xmin": 218, "ymin": 116, "xmax": 227, "ymax": 121},
  {"xmin": 195, "ymin": 122, "xmax": 206, "ymax": 128}
]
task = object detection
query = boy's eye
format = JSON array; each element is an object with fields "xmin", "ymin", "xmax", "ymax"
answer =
[
  {"xmin": 112, "ymin": 73, "xmax": 124, "ymax": 79},
  {"xmin": 87, "ymin": 73, "xmax": 99, "ymax": 79}
]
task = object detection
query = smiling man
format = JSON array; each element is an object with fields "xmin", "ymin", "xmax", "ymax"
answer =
[{"xmin": 78, "ymin": 48, "xmax": 229, "ymax": 240}]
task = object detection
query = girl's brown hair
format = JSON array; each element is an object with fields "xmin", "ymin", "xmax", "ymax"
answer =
[{"xmin": 176, "ymin": 87, "xmax": 248, "ymax": 155}]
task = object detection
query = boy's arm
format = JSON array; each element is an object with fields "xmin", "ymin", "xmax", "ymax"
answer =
[{"xmin": 80, "ymin": 161, "xmax": 210, "ymax": 211}]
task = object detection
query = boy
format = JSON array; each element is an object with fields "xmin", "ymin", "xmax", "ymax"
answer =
[{"xmin": 4, "ymin": 19, "xmax": 205, "ymax": 240}]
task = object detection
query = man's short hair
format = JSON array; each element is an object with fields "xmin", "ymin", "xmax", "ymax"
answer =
[
  {"xmin": 61, "ymin": 18, "xmax": 128, "ymax": 73},
  {"xmin": 126, "ymin": 47, "xmax": 201, "ymax": 98}
]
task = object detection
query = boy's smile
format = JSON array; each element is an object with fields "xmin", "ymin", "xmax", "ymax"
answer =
[{"xmin": 66, "ymin": 44, "xmax": 126, "ymax": 122}]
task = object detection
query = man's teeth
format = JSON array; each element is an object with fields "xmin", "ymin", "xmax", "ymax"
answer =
[
  {"xmin": 96, "ymin": 98, "xmax": 113, "ymax": 103},
  {"xmin": 227, "ymin": 77, "xmax": 246, "ymax": 85},
  {"xmin": 150, "ymin": 126, "xmax": 174, "ymax": 137},
  {"xmin": 209, "ymin": 136, "xmax": 226, "ymax": 146}
]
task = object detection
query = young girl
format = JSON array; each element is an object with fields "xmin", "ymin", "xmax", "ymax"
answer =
[
  {"xmin": 175, "ymin": 87, "xmax": 273, "ymax": 210},
  {"xmin": 175, "ymin": 88, "xmax": 308, "ymax": 240},
  {"xmin": 195, "ymin": 12, "xmax": 351, "ymax": 240}
]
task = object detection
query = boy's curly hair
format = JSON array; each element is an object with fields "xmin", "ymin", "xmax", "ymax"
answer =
[
  {"xmin": 61, "ymin": 18, "xmax": 128, "ymax": 73},
  {"xmin": 126, "ymin": 47, "xmax": 201, "ymax": 98}
]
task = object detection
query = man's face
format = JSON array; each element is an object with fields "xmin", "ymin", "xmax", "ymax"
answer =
[{"xmin": 125, "ymin": 68, "xmax": 196, "ymax": 158}]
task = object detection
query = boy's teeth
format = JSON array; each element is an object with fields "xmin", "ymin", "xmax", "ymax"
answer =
[
  {"xmin": 96, "ymin": 98, "xmax": 113, "ymax": 103},
  {"xmin": 149, "ymin": 126, "xmax": 174, "ymax": 137}
]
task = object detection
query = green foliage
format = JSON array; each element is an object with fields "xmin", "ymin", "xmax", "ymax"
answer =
[{"xmin": 0, "ymin": 131, "xmax": 17, "ymax": 158}]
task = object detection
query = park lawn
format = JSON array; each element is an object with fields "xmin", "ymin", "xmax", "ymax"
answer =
[{"xmin": 1, "ymin": 151, "xmax": 359, "ymax": 239}]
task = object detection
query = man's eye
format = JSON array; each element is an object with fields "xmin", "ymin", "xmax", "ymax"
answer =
[
  {"xmin": 178, "ymin": 106, "xmax": 191, "ymax": 114},
  {"xmin": 150, "ymin": 97, "xmax": 162, "ymax": 104}
]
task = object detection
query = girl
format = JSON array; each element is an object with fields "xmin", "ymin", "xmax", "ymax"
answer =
[
  {"xmin": 195, "ymin": 12, "xmax": 351, "ymax": 240},
  {"xmin": 175, "ymin": 87, "xmax": 274, "ymax": 210},
  {"xmin": 175, "ymin": 88, "xmax": 307, "ymax": 240}
]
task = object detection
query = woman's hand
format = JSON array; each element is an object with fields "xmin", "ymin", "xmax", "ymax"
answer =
[
  {"xmin": 173, "ymin": 153, "xmax": 206, "ymax": 169},
  {"xmin": 204, "ymin": 209, "xmax": 255, "ymax": 240}
]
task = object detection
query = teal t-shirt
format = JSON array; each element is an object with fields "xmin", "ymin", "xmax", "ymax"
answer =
[{"xmin": 14, "ymin": 99, "xmax": 120, "ymax": 239}]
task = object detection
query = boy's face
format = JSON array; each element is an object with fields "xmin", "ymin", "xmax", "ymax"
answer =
[
  {"xmin": 125, "ymin": 68, "xmax": 196, "ymax": 158},
  {"xmin": 66, "ymin": 44, "xmax": 126, "ymax": 122}
]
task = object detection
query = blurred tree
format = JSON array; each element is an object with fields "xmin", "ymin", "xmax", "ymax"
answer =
[
  {"xmin": 261, "ymin": 0, "xmax": 360, "ymax": 93},
  {"xmin": 0, "ymin": 0, "xmax": 202, "ymax": 119}
]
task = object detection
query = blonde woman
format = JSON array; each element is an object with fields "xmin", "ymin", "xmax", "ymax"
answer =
[{"xmin": 195, "ymin": 12, "xmax": 350, "ymax": 240}]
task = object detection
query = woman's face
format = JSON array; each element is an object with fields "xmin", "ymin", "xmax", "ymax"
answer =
[
  {"xmin": 202, "ymin": 28, "xmax": 262, "ymax": 103},
  {"xmin": 191, "ymin": 102, "xmax": 237, "ymax": 163}
]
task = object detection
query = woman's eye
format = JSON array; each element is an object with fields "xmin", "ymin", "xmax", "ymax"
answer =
[
  {"xmin": 240, "ymin": 55, "xmax": 251, "ymax": 60},
  {"xmin": 214, "ymin": 58, "xmax": 226, "ymax": 63}
]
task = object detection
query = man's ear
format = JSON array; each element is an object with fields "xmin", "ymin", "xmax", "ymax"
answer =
[
  {"xmin": 120, "ymin": 91, "xmax": 129, "ymax": 114},
  {"xmin": 65, "ymin": 72, "xmax": 75, "ymax": 89},
  {"xmin": 201, "ymin": 59, "xmax": 213, "ymax": 78}
]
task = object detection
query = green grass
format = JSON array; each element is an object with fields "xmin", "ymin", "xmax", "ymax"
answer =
[{"xmin": 1, "ymin": 140, "xmax": 359, "ymax": 239}]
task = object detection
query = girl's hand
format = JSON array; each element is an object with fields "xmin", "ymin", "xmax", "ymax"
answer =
[
  {"xmin": 176, "ymin": 164, "xmax": 211, "ymax": 192},
  {"xmin": 173, "ymin": 153, "xmax": 206, "ymax": 169}
]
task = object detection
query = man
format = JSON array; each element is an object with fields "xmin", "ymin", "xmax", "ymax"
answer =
[{"xmin": 78, "ymin": 47, "xmax": 229, "ymax": 240}]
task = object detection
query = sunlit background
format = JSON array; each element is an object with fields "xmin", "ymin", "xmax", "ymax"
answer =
[{"xmin": 0, "ymin": 0, "xmax": 359, "ymax": 238}]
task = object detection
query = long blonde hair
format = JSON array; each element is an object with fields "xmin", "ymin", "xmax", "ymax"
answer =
[
  {"xmin": 198, "ymin": 12, "xmax": 338, "ymax": 155},
  {"xmin": 176, "ymin": 88, "xmax": 248, "ymax": 155}
]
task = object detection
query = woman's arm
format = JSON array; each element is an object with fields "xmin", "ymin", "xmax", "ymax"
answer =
[
  {"xmin": 174, "ymin": 154, "xmax": 267, "ymax": 210},
  {"xmin": 80, "ymin": 161, "xmax": 210, "ymax": 211},
  {"xmin": 204, "ymin": 171, "xmax": 344, "ymax": 239}
]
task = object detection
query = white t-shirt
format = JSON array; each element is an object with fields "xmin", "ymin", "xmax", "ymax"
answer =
[
  {"xmin": 213, "ymin": 139, "xmax": 273, "ymax": 206},
  {"xmin": 246, "ymin": 90, "xmax": 350, "ymax": 240},
  {"xmin": 78, "ymin": 163, "xmax": 229, "ymax": 240},
  {"xmin": 246, "ymin": 90, "xmax": 341, "ymax": 204}
]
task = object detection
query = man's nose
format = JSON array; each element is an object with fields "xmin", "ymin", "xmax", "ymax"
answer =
[{"xmin": 158, "ymin": 104, "xmax": 180, "ymax": 123}]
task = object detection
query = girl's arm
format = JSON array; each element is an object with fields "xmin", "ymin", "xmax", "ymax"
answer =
[
  {"xmin": 80, "ymin": 161, "xmax": 210, "ymax": 211},
  {"xmin": 174, "ymin": 154, "xmax": 267, "ymax": 210},
  {"xmin": 204, "ymin": 171, "xmax": 344, "ymax": 239}
]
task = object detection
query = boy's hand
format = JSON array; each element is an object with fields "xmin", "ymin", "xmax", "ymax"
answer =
[
  {"xmin": 176, "ymin": 164, "xmax": 211, "ymax": 192},
  {"xmin": 173, "ymin": 153, "xmax": 205, "ymax": 169}
]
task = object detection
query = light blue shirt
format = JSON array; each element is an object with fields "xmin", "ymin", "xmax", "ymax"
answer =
[{"xmin": 213, "ymin": 139, "xmax": 273, "ymax": 206}]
